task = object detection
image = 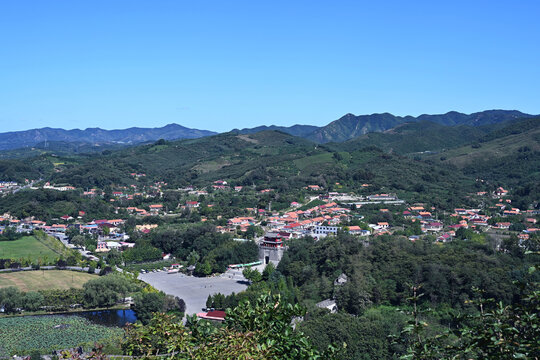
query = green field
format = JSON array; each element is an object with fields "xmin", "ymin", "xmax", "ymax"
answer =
[
  {"xmin": 0, "ymin": 315, "xmax": 123, "ymax": 356},
  {"xmin": 0, "ymin": 270, "xmax": 97, "ymax": 292},
  {"xmin": 293, "ymin": 152, "xmax": 333, "ymax": 170},
  {"xmin": 0, "ymin": 234, "xmax": 71, "ymax": 263}
]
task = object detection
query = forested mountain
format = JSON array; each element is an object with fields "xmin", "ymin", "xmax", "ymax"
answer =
[
  {"xmin": 418, "ymin": 117, "xmax": 540, "ymax": 209},
  {"xmin": 331, "ymin": 116, "xmax": 540, "ymax": 155},
  {"xmin": 0, "ymin": 141, "xmax": 130, "ymax": 159},
  {"xmin": 428, "ymin": 117, "xmax": 540, "ymax": 167},
  {"xmin": 0, "ymin": 124, "xmax": 217, "ymax": 151},
  {"xmin": 334, "ymin": 122, "xmax": 486, "ymax": 154},
  {"xmin": 305, "ymin": 110, "xmax": 533, "ymax": 143},
  {"xmin": 231, "ymin": 124, "xmax": 320, "ymax": 138},
  {"xmin": 3, "ymin": 117, "xmax": 538, "ymax": 208},
  {"xmin": 5, "ymin": 129, "xmax": 472, "ymax": 212},
  {"xmin": 1, "ymin": 110, "xmax": 533, "ymax": 153}
]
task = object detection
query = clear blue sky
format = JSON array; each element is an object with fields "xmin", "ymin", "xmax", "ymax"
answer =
[{"xmin": 1, "ymin": 0, "xmax": 539, "ymax": 132}]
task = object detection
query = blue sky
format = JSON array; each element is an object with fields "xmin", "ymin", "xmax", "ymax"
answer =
[{"xmin": 1, "ymin": 0, "xmax": 539, "ymax": 132}]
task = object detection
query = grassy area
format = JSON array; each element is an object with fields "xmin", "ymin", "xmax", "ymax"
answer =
[
  {"xmin": 194, "ymin": 158, "xmax": 232, "ymax": 173},
  {"xmin": 0, "ymin": 270, "xmax": 97, "ymax": 292},
  {"xmin": 0, "ymin": 232, "xmax": 76, "ymax": 264},
  {"xmin": 293, "ymin": 152, "xmax": 333, "ymax": 170},
  {"xmin": 0, "ymin": 235, "xmax": 63, "ymax": 262}
]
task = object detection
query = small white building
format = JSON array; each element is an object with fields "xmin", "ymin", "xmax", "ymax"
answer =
[
  {"xmin": 314, "ymin": 226, "xmax": 338, "ymax": 235},
  {"xmin": 316, "ymin": 299, "xmax": 337, "ymax": 313}
]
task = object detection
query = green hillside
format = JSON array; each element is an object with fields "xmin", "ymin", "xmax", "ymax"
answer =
[
  {"xmin": 417, "ymin": 117, "xmax": 540, "ymax": 208},
  {"xmin": 334, "ymin": 121, "xmax": 487, "ymax": 154},
  {"xmin": 305, "ymin": 110, "xmax": 532, "ymax": 143},
  {"xmin": 2, "ymin": 119, "xmax": 538, "ymax": 212},
  {"xmin": 39, "ymin": 130, "xmax": 475, "ymax": 209},
  {"xmin": 426, "ymin": 117, "xmax": 540, "ymax": 168}
]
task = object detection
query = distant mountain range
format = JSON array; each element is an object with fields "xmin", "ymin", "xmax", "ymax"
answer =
[
  {"xmin": 281, "ymin": 110, "xmax": 533, "ymax": 143},
  {"xmin": 0, "ymin": 110, "xmax": 534, "ymax": 151},
  {"xmin": 0, "ymin": 124, "xmax": 217, "ymax": 151}
]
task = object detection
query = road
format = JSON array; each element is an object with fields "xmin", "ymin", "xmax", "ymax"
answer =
[
  {"xmin": 138, "ymin": 269, "xmax": 248, "ymax": 316},
  {"xmin": 0, "ymin": 266, "xmax": 99, "ymax": 274}
]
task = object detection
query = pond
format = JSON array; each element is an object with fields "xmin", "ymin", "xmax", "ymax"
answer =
[{"xmin": 73, "ymin": 309, "xmax": 137, "ymax": 327}]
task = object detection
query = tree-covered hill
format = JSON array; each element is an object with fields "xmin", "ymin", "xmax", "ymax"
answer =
[
  {"xmin": 232, "ymin": 124, "xmax": 320, "ymax": 137},
  {"xmin": 2, "ymin": 117, "xmax": 538, "ymax": 210},
  {"xmin": 333, "ymin": 121, "xmax": 487, "ymax": 154},
  {"xmin": 305, "ymin": 110, "xmax": 533, "ymax": 143},
  {"xmin": 0, "ymin": 141, "xmax": 130, "ymax": 160},
  {"xmin": 428, "ymin": 116, "xmax": 540, "ymax": 168},
  {"xmin": 38, "ymin": 130, "xmax": 476, "ymax": 209}
]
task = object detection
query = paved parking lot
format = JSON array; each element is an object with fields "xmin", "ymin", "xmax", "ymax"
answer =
[{"xmin": 138, "ymin": 270, "xmax": 249, "ymax": 316}]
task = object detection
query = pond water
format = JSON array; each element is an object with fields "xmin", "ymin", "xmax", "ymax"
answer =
[
  {"xmin": 74, "ymin": 309, "xmax": 137, "ymax": 327},
  {"xmin": 45, "ymin": 309, "xmax": 137, "ymax": 327}
]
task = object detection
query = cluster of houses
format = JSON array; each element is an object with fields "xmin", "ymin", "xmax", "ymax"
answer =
[
  {"xmin": 3, "ymin": 178, "xmax": 538, "ymax": 266},
  {"xmin": 210, "ymin": 189, "xmax": 540, "ymax": 251},
  {"xmin": 0, "ymin": 213, "xmax": 134, "ymax": 257},
  {"xmin": 0, "ymin": 181, "xmax": 22, "ymax": 194},
  {"xmin": 403, "ymin": 203, "xmax": 540, "ymax": 243},
  {"xmin": 0, "ymin": 179, "xmax": 40, "ymax": 194},
  {"xmin": 262, "ymin": 202, "xmax": 355, "ymax": 238}
]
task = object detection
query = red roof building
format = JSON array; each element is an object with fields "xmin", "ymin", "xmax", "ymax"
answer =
[{"xmin": 197, "ymin": 310, "xmax": 226, "ymax": 321}]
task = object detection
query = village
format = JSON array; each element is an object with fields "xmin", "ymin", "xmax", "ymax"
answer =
[
  {"xmin": 2, "ymin": 177, "xmax": 538, "ymax": 325},
  {"xmin": 2, "ymin": 178, "xmax": 538, "ymax": 266}
]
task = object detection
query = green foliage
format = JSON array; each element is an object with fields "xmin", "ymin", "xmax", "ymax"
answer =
[
  {"xmin": 122, "ymin": 259, "xmax": 181, "ymax": 273},
  {"xmin": 123, "ymin": 312, "xmax": 192, "ymax": 357},
  {"xmin": 133, "ymin": 292, "xmax": 187, "ymax": 325},
  {"xmin": 278, "ymin": 234, "xmax": 536, "ymax": 310},
  {"xmin": 0, "ymin": 315, "xmax": 122, "ymax": 357},
  {"xmin": 0, "ymin": 286, "xmax": 22, "ymax": 313},
  {"xmin": 133, "ymin": 292, "xmax": 165, "ymax": 325},
  {"xmin": 39, "ymin": 288, "xmax": 85, "ymax": 311},
  {"xmin": 0, "ymin": 189, "xmax": 118, "ymax": 222},
  {"xmin": 299, "ymin": 307, "xmax": 409, "ymax": 360},
  {"xmin": 21, "ymin": 291, "xmax": 45, "ymax": 311},
  {"xmin": 262, "ymin": 262, "xmax": 276, "ymax": 281},
  {"xmin": 0, "ymin": 226, "xmax": 28, "ymax": 241},
  {"xmin": 334, "ymin": 281, "xmax": 372, "ymax": 315},
  {"xmin": 0, "ymin": 159, "xmax": 43, "ymax": 183},
  {"xmin": 162, "ymin": 295, "xmax": 186, "ymax": 315},
  {"xmin": 242, "ymin": 267, "xmax": 262, "ymax": 283},
  {"xmin": 122, "ymin": 243, "xmax": 162, "ymax": 263},
  {"xmin": 82, "ymin": 274, "xmax": 137, "ymax": 308},
  {"xmin": 338, "ymin": 121, "xmax": 488, "ymax": 155},
  {"xmin": 397, "ymin": 265, "xmax": 540, "ymax": 359},
  {"xmin": 144, "ymin": 223, "xmax": 258, "ymax": 275},
  {"xmin": 123, "ymin": 294, "xmax": 339, "ymax": 359}
]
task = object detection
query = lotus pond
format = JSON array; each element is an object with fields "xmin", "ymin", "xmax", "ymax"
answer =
[{"xmin": 0, "ymin": 315, "xmax": 124, "ymax": 357}]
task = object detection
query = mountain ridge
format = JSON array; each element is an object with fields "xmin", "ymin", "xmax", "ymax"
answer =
[
  {"xmin": 0, "ymin": 110, "xmax": 534, "ymax": 151},
  {"xmin": 0, "ymin": 123, "xmax": 217, "ymax": 151},
  {"xmin": 305, "ymin": 109, "xmax": 533, "ymax": 143}
]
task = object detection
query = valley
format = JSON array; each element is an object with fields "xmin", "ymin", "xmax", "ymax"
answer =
[{"xmin": 0, "ymin": 113, "xmax": 538, "ymax": 358}]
